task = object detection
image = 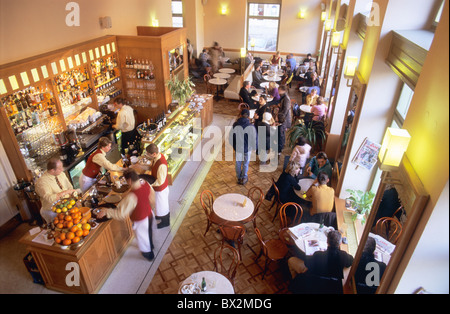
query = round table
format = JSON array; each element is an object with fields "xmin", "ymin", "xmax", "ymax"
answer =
[
  {"xmin": 294, "ymin": 178, "xmax": 316, "ymax": 200},
  {"xmin": 213, "ymin": 193, "xmax": 254, "ymax": 222},
  {"xmin": 300, "ymin": 105, "xmax": 312, "ymax": 113},
  {"xmin": 213, "ymin": 72, "xmax": 231, "ymax": 79},
  {"xmin": 179, "ymin": 271, "xmax": 234, "ymax": 294},
  {"xmin": 209, "ymin": 78, "xmax": 227, "ymax": 99},
  {"xmin": 263, "ymin": 75, "xmax": 282, "ymax": 82},
  {"xmin": 299, "ymin": 86, "xmax": 310, "ymax": 93},
  {"xmin": 219, "ymin": 68, "xmax": 236, "ymax": 74},
  {"xmin": 252, "ymin": 95, "xmax": 273, "ymax": 102},
  {"xmin": 260, "ymin": 82, "xmax": 279, "ymax": 89},
  {"xmin": 286, "ymin": 223, "xmax": 332, "ymax": 255}
]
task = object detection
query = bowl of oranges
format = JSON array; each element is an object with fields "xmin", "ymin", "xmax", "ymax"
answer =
[{"xmin": 52, "ymin": 204, "xmax": 92, "ymax": 249}]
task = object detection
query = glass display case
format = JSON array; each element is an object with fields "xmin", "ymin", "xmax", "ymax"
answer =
[{"xmin": 142, "ymin": 103, "xmax": 202, "ymax": 184}]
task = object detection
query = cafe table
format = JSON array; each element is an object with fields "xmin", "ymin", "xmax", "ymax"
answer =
[
  {"xmin": 294, "ymin": 178, "xmax": 316, "ymax": 198},
  {"xmin": 213, "ymin": 72, "xmax": 231, "ymax": 79},
  {"xmin": 285, "ymin": 222, "xmax": 332, "ymax": 254},
  {"xmin": 263, "ymin": 75, "xmax": 282, "ymax": 82},
  {"xmin": 260, "ymin": 82, "xmax": 279, "ymax": 89},
  {"xmin": 213, "ymin": 193, "xmax": 254, "ymax": 222},
  {"xmin": 299, "ymin": 86, "xmax": 310, "ymax": 94},
  {"xmin": 208, "ymin": 78, "xmax": 227, "ymax": 100},
  {"xmin": 300, "ymin": 105, "xmax": 312, "ymax": 113},
  {"xmin": 252, "ymin": 95, "xmax": 274, "ymax": 102},
  {"xmin": 179, "ymin": 271, "xmax": 234, "ymax": 294},
  {"xmin": 219, "ymin": 68, "xmax": 236, "ymax": 74}
]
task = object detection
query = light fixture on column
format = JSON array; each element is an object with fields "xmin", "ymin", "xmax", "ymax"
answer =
[
  {"xmin": 378, "ymin": 128, "xmax": 411, "ymax": 171},
  {"xmin": 151, "ymin": 19, "xmax": 159, "ymax": 27},
  {"xmin": 298, "ymin": 9, "xmax": 306, "ymax": 19},
  {"xmin": 344, "ymin": 56, "xmax": 358, "ymax": 87},
  {"xmin": 241, "ymin": 48, "xmax": 246, "ymax": 74},
  {"xmin": 324, "ymin": 19, "xmax": 332, "ymax": 31},
  {"xmin": 221, "ymin": 6, "xmax": 228, "ymax": 15},
  {"xmin": 331, "ymin": 31, "xmax": 341, "ymax": 53},
  {"xmin": 321, "ymin": 11, "xmax": 327, "ymax": 21}
]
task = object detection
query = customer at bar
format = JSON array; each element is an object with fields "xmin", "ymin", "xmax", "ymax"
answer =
[
  {"xmin": 239, "ymin": 80, "xmax": 257, "ymax": 109},
  {"xmin": 229, "ymin": 109, "xmax": 257, "ymax": 185},
  {"xmin": 113, "ymin": 98, "xmax": 136, "ymax": 154},
  {"xmin": 142, "ymin": 144, "xmax": 171, "ymax": 229},
  {"xmin": 35, "ymin": 157, "xmax": 78, "ymax": 224},
  {"xmin": 97, "ymin": 169, "xmax": 156, "ymax": 261},
  {"xmin": 79, "ymin": 137, "xmax": 125, "ymax": 193},
  {"xmin": 305, "ymin": 151, "xmax": 333, "ymax": 180}
]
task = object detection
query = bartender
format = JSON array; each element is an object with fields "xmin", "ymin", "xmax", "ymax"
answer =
[
  {"xmin": 35, "ymin": 157, "xmax": 79, "ymax": 224},
  {"xmin": 79, "ymin": 137, "xmax": 126, "ymax": 193},
  {"xmin": 112, "ymin": 98, "xmax": 136, "ymax": 153}
]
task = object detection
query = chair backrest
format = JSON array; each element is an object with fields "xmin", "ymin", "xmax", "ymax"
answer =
[
  {"xmin": 213, "ymin": 243, "xmax": 240, "ymax": 284},
  {"xmin": 286, "ymin": 73, "xmax": 294, "ymax": 85},
  {"xmin": 219, "ymin": 223, "xmax": 245, "ymax": 242},
  {"xmin": 204, "ymin": 74, "xmax": 211, "ymax": 83},
  {"xmin": 279, "ymin": 202, "xmax": 303, "ymax": 229},
  {"xmin": 271, "ymin": 178, "xmax": 282, "ymax": 204},
  {"xmin": 238, "ymin": 103, "xmax": 250, "ymax": 112},
  {"xmin": 200, "ymin": 190, "xmax": 214, "ymax": 217},
  {"xmin": 247, "ymin": 186, "xmax": 264, "ymax": 216},
  {"xmin": 376, "ymin": 217, "xmax": 403, "ymax": 244},
  {"xmin": 254, "ymin": 228, "xmax": 268, "ymax": 257}
]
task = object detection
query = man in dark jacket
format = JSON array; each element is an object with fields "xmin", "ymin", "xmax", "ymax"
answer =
[
  {"xmin": 277, "ymin": 85, "xmax": 292, "ymax": 156},
  {"xmin": 239, "ymin": 80, "xmax": 257, "ymax": 109},
  {"xmin": 229, "ymin": 109, "xmax": 257, "ymax": 185}
]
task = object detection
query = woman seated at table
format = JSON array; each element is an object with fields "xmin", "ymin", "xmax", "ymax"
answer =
[
  {"xmin": 305, "ymin": 88, "xmax": 319, "ymax": 107},
  {"xmin": 289, "ymin": 137, "xmax": 311, "ymax": 175},
  {"xmin": 267, "ymin": 81, "xmax": 280, "ymax": 105},
  {"xmin": 311, "ymin": 96, "xmax": 328, "ymax": 122},
  {"xmin": 302, "ymin": 172, "xmax": 335, "ymax": 223},
  {"xmin": 305, "ymin": 151, "xmax": 333, "ymax": 180}
]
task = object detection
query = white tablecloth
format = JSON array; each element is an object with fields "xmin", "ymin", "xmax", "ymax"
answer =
[
  {"xmin": 179, "ymin": 271, "xmax": 234, "ymax": 294},
  {"xmin": 213, "ymin": 193, "xmax": 254, "ymax": 221},
  {"xmin": 219, "ymin": 68, "xmax": 236, "ymax": 74},
  {"xmin": 260, "ymin": 82, "xmax": 279, "ymax": 89},
  {"xmin": 299, "ymin": 86, "xmax": 310, "ymax": 93},
  {"xmin": 289, "ymin": 223, "xmax": 331, "ymax": 255},
  {"xmin": 300, "ymin": 105, "xmax": 312, "ymax": 113},
  {"xmin": 214, "ymin": 73, "xmax": 231, "ymax": 79},
  {"xmin": 263, "ymin": 75, "xmax": 282, "ymax": 82},
  {"xmin": 209, "ymin": 78, "xmax": 227, "ymax": 85}
]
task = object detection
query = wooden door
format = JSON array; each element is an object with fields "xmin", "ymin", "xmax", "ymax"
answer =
[{"xmin": 0, "ymin": 140, "xmax": 21, "ymax": 226}]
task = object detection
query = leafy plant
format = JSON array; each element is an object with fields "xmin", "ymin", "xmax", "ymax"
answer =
[
  {"xmin": 287, "ymin": 120, "xmax": 326, "ymax": 151},
  {"xmin": 345, "ymin": 189, "xmax": 376, "ymax": 224},
  {"xmin": 166, "ymin": 76, "xmax": 195, "ymax": 106}
]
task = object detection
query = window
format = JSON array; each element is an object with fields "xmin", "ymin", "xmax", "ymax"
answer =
[
  {"xmin": 247, "ymin": 2, "xmax": 281, "ymax": 52},
  {"xmin": 393, "ymin": 83, "xmax": 414, "ymax": 127},
  {"xmin": 431, "ymin": 0, "xmax": 444, "ymax": 30},
  {"xmin": 172, "ymin": 0, "xmax": 183, "ymax": 28}
]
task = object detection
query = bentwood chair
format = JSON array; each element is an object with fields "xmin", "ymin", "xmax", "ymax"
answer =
[
  {"xmin": 219, "ymin": 223, "xmax": 246, "ymax": 261},
  {"xmin": 269, "ymin": 178, "xmax": 284, "ymax": 222},
  {"xmin": 241, "ymin": 187, "xmax": 264, "ymax": 229},
  {"xmin": 279, "ymin": 202, "xmax": 303, "ymax": 246},
  {"xmin": 254, "ymin": 228, "xmax": 288, "ymax": 280},
  {"xmin": 204, "ymin": 74, "xmax": 212, "ymax": 94},
  {"xmin": 200, "ymin": 190, "xmax": 226, "ymax": 236},
  {"xmin": 238, "ymin": 103, "xmax": 250, "ymax": 113},
  {"xmin": 213, "ymin": 243, "xmax": 240, "ymax": 286},
  {"xmin": 375, "ymin": 217, "xmax": 403, "ymax": 244}
]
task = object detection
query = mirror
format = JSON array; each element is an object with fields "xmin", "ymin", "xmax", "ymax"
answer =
[
  {"xmin": 169, "ymin": 45, "xmax": 185, "ymax": 81},
  {"xmin": 346, "ymin": 156, "xmax": 429, "ymax": 294}
]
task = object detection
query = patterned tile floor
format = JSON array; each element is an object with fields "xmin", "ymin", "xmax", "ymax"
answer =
[{"xmin": 145, "ymin": 76, "xmax": 303, "ymax": 294}]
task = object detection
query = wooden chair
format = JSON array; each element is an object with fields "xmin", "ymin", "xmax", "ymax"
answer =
[
  {"xmin": 200, "ymin": 190, "xmax": 226, "ymax": 236},
  {"xmin": 254, "ymin": 228, "xmax": 288, "ymax": 280},
  {"xmin": 203, "ymin": 74, "xmax": 212, "ymax": 94},
  {"xmin": 278, "ymin": 202, "xmax": 303, "ymax": 246},
  {"xmin": 219, "ymin": 223, "xmax": 246, "ymax": 261},
  {"xmin": 376, "ymin": 217, "xmax": 403, "ymax": 244},
  {"xmin": 268, "ymin": 178, "xmax": 284, "ymax": 222},
  {"xmin": 238, "ymin": 103, "xmax": 250, "ymax": 113},
  {"xmin": 241, "ymin": 187, "xmax": 264, "ymax": 229},
  {"xmin": 213, "ymin": 243, "xmax": 240, "ymax": 286}
]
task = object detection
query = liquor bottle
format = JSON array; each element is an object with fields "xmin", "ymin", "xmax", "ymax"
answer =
[
  {"xmin": 14, "ymin": 94, "xmax": 23, "ymax": 112},
  {"xmin": 163, "ymin": 112, "xmax": 167, "ymax": 125},
  {"xmin": 19, "ymin": 92, "xmax": 28, "ymax": 110},
  {"xmin": 201, "ymin": 277, "xmax": 207, "ymax": 292}
]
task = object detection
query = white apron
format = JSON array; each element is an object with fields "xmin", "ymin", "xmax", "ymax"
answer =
[
  {"xmin": 154, "ymin": 187, "xmax": 170, "ymax": 217},
  {"xmin": 133, "ymin": 217, "xmax": 151, "ymax": 253},
  {"xmin": 79, "ymin": 173, "xmax": 96, "ymax": 194}
]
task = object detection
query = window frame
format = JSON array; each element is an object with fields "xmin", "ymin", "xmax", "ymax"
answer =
[
  {"xmin": 392, "ymin": 82, "xmax": 414, "ymax": 127},
  {"xmin": 246, "ymin": 1, "xmax": 282, "ymax": 52},
  {"xmin": 430, "ymin": 0, "xmax": 444, "ymax": 31},
  {"xmin": 172, "ymin": 0, "xmax": 184, "ymax": 28}
]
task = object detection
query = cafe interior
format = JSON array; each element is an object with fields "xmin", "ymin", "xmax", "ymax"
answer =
[{"xmin": 0, "ymin": 0, "xmax": 448, "ymax": 295}]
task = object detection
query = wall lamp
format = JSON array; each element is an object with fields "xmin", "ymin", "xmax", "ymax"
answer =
[
  {"xmin": 344, "ymin": 56, "xmax": 358, "ymax": 87},
  {"xmin": 324, "ymin": 19, "xmax": 332, "ymax": 31},
  {"xmin": 221, "ymin": 6, "xmax": 228, "ymax": 15},
  {"xmin": 298, "ymin": 9, "xmax": 306, "ymax": 19},
  {"xmin": 331, "ymin": 31, "xmax": 341, "ymax": 53},
  {"xmin": 321, "ymin": 11, "xmax": 327, "ymax": 21},
  {"xmin": 378, "ymin": 128, "xmax": 411, "ymax": 171}
]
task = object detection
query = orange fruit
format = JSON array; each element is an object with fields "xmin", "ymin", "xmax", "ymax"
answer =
[
  {"xmin": 64, "ymin": 215, "xmax": 72, "ymax": 221},
  {"xmin": 60, "ymin": 233, "xmax": 66, "ymax": 240},
  {"xmin": 58, "ymin": 213, "xmax": 65, "ymax": 220},
  {"xmin": 70, "ymin": 225, "xmax": 79, "ymax": 233},
  {"xmin": 56, "ymin": 223, "xmax": 64, "ymax": 229},
  {"xmin": 63, "ymin": 239, "xmax": 72, "ymax": 246},
  {"xmin": 72, "ymin": 237, "xmax": 81, "ymax": 244},
  {"xmin": 82, "ymin": 229, "xmax": 90, "ymax": 236},
  {"xmin": 80, "ymin": 218, "xmax": 87, "ymax": 224},
  {"xmin": 55, "ymin": 237, "xmax": 62, "ymax": 244},
  {"xmin": 66, "ymin": 221, "xmax": 74, "ymax": 229},
  {"xmin": 66, "ymin": 232, "xmax": 75, "ymax": 240},
  {"xmin": 82, "ymin": 223, "xmax": 91, "ymax": 231},
  {"xmin": 53, "ymin": 219, "xmax": 59, "ymax": 224},
  {"xmin": 73, "ymin": 218, "xmax": 80, "ymax": 225},
  {"xmin": 75, "ymin": 230, "xmax": 84, "ymax": 237}
]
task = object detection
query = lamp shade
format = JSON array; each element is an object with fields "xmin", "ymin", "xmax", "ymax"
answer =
[
  {"xmin": 221, "ymin": 6, "xmax": 228, "ymax": 15},
  {"xmin": 325, "ymin": 19, "xmax": 332, "ymax": 31},
  {"xmin": 344, "ymin": 56, "xmax": 358, "ymax": 78},
  {"xmin": 378, "ymin": 128, "xmax": 411, "ymax": 170},
  {"xmin": 240, "ymin": 48, "xmax": 247, "ymax": 58},
  {"xmin": 298, "ymin": 9, "xmax": 306, "ymax": 19},
  {"xmin": 331, "ymin": 31, "xmax": 341, "ymax": 48},
  {"xmin": 321, "ymin": 11, "xmax": 327, "ymax": 21}
]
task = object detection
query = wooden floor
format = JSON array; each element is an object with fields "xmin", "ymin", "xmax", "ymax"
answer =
[{"xmin": 146, "ymin": 75, "xmax": 303, "ymax": 294}]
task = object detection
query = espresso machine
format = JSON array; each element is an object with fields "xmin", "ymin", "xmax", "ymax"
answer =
[{"xmin": 60, "ymin": 129, "xmax": 81, "ymax": 167}]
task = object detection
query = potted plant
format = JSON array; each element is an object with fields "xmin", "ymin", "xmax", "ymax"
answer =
[
  {"xmin": 287, "ymin": 120, "xmax": 326, "ymax": 152},
  {"xmin": 166, "ymin": 76, "xmax": 196, "ymax": 108},
  {"xmin": 345, "ymin": 189, "xmax": 376, "ymax": 224}
]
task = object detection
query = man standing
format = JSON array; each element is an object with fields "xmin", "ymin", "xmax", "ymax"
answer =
[
  {"xmin": 113, "ymin": 98, "xmax": 136, "ymax": 154},
  {"xmin": 229, "ymin": 109, "xmax": 257, "ymax": 185},
  {"xmin": 142, "ymin": 144, "xmax": 170, "ymax": 229},
  {"xmin": 35, "ymin": 158, "xmax": 77, "ymax": 224},
  {"xmin": 277, "ymin": 85, "xmax": 292, "ymax": 157},
  {"xmin": 97, "ymin": 169, "xmax": 156, "ymax": 261}
]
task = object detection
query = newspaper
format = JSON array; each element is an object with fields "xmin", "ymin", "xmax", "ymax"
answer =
[{"xmin": 352, "ymin": 138, "xmax": 381, "ymax": 171}]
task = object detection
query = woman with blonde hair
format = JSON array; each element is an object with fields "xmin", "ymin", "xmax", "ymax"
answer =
[{"xmin": 267, "ymin": 81, "xmax": 281, "ymax": 105}]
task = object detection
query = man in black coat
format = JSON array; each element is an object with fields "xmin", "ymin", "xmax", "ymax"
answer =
[{"xmin": 239, "ymin": 80, "xmax": 257, "ymax": 109}]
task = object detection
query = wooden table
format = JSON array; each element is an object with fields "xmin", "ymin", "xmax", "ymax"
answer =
[
  {"xmin": 179, "ymin": 271, "xmax": 234, "ymax": 294},
  {"xmin": 19, "ymin": 217, "xmax": 133, "ymax": 294},
  {"xmin": 213, "ymin": 193, "xmax": 254, "ymax": 222}
]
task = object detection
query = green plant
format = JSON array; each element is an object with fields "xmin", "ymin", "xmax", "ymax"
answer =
[
  {"xmin": 166, "ymin": 76, "xmax": 195, "ymax": 106},
  {"xmin": 345, "ymin": 189, "xmax": 376, "ymax": 224},
  {"xmin": 287, "ymin": 120, "xmax": 326, "ymax": 151}
]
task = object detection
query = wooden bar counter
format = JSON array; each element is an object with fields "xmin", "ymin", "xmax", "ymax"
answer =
[{"xmin": 19, "ymin": 215, "xmax": 133, "ymax": 294}]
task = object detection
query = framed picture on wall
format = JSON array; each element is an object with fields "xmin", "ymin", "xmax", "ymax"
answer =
[{"xmin": 352, "ymin": 137, "xmax": 381, "ymax": 171}]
